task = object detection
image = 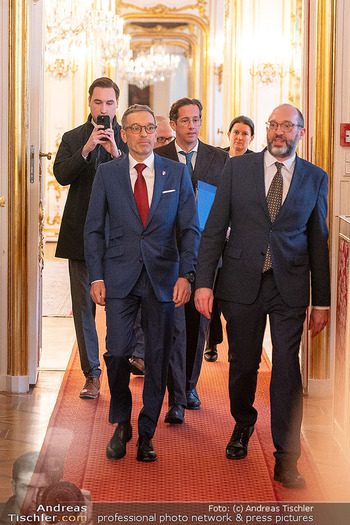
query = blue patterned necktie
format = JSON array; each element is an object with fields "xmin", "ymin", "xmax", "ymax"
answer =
[
  {"xmin": 263, "ymin": 162, "xmax": 284, "ymax": 272},
  {"xmin": 179, "ymin": 150, "xmax": 194, "ymax": 177}
]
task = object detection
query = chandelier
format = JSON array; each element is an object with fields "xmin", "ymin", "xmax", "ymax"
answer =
[
  {"xmin": 122, "ymin": 45, "xmax": 181, "ymax": 90},
  {"xmin": 45, "ymin": 0, "xmax": 131, "ymax": 79}
]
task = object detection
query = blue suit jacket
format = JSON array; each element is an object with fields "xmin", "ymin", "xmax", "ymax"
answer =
[
  {"xmin": 195, "ymin": 150, "xmax": 330, "ymax": 308},
  {"xmin": 84, "ymin": 153, "xmax": 200, "ymax": 302}
]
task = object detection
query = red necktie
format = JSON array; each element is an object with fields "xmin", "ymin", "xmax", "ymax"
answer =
[{"xmin": 134, "ymin": 163, "xmax": 149, "ymax": 227}]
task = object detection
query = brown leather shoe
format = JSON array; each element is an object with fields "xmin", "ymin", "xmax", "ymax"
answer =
[
  {"xmin": 129, "ymin": 357, "xmax": 145, "ymax": 375},
  {"xmin": 79, "ymin": 376, "xmax": 100, "ymax": 399}
]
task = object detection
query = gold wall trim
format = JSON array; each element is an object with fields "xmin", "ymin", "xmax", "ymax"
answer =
[
  {"xmin": 8, "ymin": 0, "xmax": 29, "ymax": 376},
  {"xmin": 310, "ymin": 0, "xmax": 336, "ymax": 380},
  {"xmin": 117, "ymin": 1, "xmax": 208, "ymax": 22}
]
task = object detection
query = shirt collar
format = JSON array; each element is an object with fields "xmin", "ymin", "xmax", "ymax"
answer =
[
  {"xmin": 264, "ymin": 149, "xmax": 296, "ymax": 172},
  {"xmin": 174, "ymin": 139, "xmax": 199, "ymax": 154},
  {"xmin": 129, "ymin": 152, "xmax": 154, "ymax": 171}
]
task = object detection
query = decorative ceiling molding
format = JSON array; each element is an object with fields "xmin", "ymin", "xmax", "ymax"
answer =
[{"xmin": 116, "ymin": 1, "xmax": 208, "ymax": 22}]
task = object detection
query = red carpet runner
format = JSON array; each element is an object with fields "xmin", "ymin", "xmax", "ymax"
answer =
[{"xmin": 39, "ymin": 308, "xmax": 325, "ymax": 503}]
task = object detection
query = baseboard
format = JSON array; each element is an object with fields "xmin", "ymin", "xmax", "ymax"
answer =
[
  {"xmin": 307, "ymin": 378, "xmax": 332, "ymax": 397},
  {"xmin": 2, "ymin": 374, "xmax": 30, "ymax": 393}
]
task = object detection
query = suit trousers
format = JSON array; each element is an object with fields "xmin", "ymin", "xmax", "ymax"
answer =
[
  {"xmin": 185, "ymin": 289, "xmax": 209, "ymax": 392},
  {"xmin": 68, "ymin": 259, "xmax": 101, "ymax": 378},
  {"xmin": 104, "ymin": 267, "xmax": 175, "ymax": 438},
  {"xmin": 130, "ymin": 303, "xmax": 187, "ymax": 407},
  {"xmin": 128, "ymin": 303, "xmax": 187, "ymax": 407},
  {"xmin": 219, "ymin": 270, "xmax": 306, "ymax": 463},
  {"xmin": 167, "ymin": 305, "xmax": 187, "ymax": 407}
]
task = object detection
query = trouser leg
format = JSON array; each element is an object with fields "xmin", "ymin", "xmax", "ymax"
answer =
[
  {"xmin": 185, "ymin": 291, "xmax": 209, "ymax": 391},
  {"xmin": 219, "ymin": 297, "xmax": 266, "ymax": 428},
  {"xmin": 68, "ymin": 259, "xmax": 100, "ymax": 378},
  {"xmin": 167, "ymin": 305, "xmax": 187, "ymax": 407},
  {"xmin": 264, "ymin": 274, "xmax": 306, "ymax": 462},
  {"xmin": 104, "ymin": 294, "xmax": 140, "ymax": 424},
  {"xmin": 138, "ymin": 274, "xmax": 175, "ymax": 437}
]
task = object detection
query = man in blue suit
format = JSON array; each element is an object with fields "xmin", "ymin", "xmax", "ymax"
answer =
[
  {"xmin": 195, "ymin": 104, "xmax": 330, "ymax": 488},
  {"xmin": 84, "ymin": 104, "xmax": 200, "ymax": 462}
]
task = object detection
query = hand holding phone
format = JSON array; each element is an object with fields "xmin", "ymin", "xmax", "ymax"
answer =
[{"xmin": 97, "ymin": 115, "xmax": 110, "ymax": 141}]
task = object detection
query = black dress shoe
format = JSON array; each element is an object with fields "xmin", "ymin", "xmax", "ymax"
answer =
[
  {"xmin": 186, "ymin": 388, "xmax": 201, "ymax": 410},
  {"xmin": 226, "ymin": 424, "xmax": 254, "ymax": 459},
  {"xmin": 164, "ymin": 404, "xmax": 185, "ymax": 424},
  {"xmin": 274, "ymin": 461, "xmax": 306, "ymax": 489},
  {"xmin": 106, "ymin": 421, "xmax": 132, "ymax": 460},
  {"xmin": 204, "ymin": 345, "xmax": 218, "ymax": 362},
  {"xmin": 136, "ymin": 435, "xmax": 157, "ymax": 462}
]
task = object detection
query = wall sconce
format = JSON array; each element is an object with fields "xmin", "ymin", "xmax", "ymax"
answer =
[
  {"xmin": 249, "ymin": 62, "xmax": 289, "ymax": 84},
  {"xmin": 214, "ymin": 63, "xmax": 223, "ymax": 91}
]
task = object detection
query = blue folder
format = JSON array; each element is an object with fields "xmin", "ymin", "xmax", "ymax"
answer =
[{"xmin": 196, "ymin": 180, "xmax": 217, "ymax": 231}]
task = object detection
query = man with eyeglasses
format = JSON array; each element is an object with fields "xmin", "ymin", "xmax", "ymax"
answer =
[
  {"xmin": 195, "ymin": 104, "xmax": 330, "ymax": 489},
  {"xmin": 128, "ymin": 115, "xmax": 174, "ymax": 377},
  {"xmin": 154, "ymin": 115, "xmax": 174, "ymax": 148},
  {"xmin": 156, "ymin": 98, "xmax": 228, "ymax": 422},
  {"xmin": 84, "ymin": 104, "xmax": 200, "ymax": 462}
]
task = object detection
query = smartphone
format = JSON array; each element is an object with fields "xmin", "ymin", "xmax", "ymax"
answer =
[{"xmin": 96, "ymin": 115, "xmax": 110, "ymax": 140}]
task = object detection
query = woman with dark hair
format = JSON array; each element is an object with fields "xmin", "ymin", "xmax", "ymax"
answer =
[{"xmin": 223, "ymin": 115, "xmax": 255, "ymax": 157}]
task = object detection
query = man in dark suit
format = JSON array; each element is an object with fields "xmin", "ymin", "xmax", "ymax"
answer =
[
  {"xmin": 54, "ymin": 77, "xmax": 128, "ymax": 400},
  {"xmin": 195, "ymin": 104, "xmax": 330, "ymax": 489},
  {"xmin": 156, "ymin": 98, "xmax": 228, "ymax": 420},
  {"xmin": 84, "ymin": 104, "xmax": 200, "ymax": 462}
]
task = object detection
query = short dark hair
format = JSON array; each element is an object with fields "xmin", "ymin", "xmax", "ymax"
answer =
[
  {"xmin": 88, "ymin": 77, "xmax": 120, "ymax": 101},
  {"xmin": 12, "ymin": 452, "xmax": 39, "ymax": 482},
  {"xmin": 228, "ymin": 115, "xmax": 255, "ymax": 136},
  {"xmin": 169, "ymin": 98, "xmax": 203, "ymax": 122},
  {"xmin": 122, "ymin": 104, "xmax": 156, "ymax": 128}
]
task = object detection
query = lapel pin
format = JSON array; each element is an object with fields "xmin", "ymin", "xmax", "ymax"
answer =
[{"xmin": 162, "ymin": 171, "xmax": 166, "ymax": 175}]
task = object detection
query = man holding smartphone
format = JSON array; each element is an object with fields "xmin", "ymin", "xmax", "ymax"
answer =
[{"xmin": 54, "ymin": 77, "xmax": 128, "ymax": 400}]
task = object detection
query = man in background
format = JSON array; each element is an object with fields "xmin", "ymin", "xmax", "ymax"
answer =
[
  {"xmin": 154, "ymin": 115, "xmax": 174, "ymax": 148},
  {"xmin": 54, "ymin": 77, "xmax": 128, "ymax": 399},
  {"xmin": 156, "ymin": 98, "xmax": 228, "ymax": 414}
]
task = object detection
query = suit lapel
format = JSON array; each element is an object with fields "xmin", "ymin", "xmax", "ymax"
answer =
[
  {"xmin": 193, "ymin": 141, "xmax": 212, "ymax": 182},
  {"xmin": 252, "ymin": 151, "xmax": 270, "ymax": 219},
  {"xmin": 146, "ymin": 155, "xmax": 168, "ymax": 225},
  {"xmin": 115, "ymin": 155, "xmax": 141, "ymax": 221},
  {"xmin": 275, "ymin": 155, "xmax": 306, "ymax": 222}
]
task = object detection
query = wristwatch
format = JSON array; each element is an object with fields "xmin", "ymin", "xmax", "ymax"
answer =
[{"xmin": 180, "ymin": 272, "xmax": 195, "ymax": 284}]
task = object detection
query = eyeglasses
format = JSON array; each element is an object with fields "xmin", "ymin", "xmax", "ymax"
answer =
[
  {"xmin": 266, "ymin": 121, "xmax": 303, "ymax": 133},
  {"xmin": 124, "ymin": 124, "xmax": 157, "ymax": 134},
  {"xmin": 177, "ymin": 117, "xmax": 201, "ymax": 126},
  {"xmin": 156, "ymin": 136, "xmax": 174, "ymax": 144}
]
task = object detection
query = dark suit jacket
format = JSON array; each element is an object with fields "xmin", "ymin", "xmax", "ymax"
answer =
[
  {"xmin": 84, "ymin": 154, "xmax": 200, "ymax": 302},
  {"xmin": 195, "ymin": 150, "xmax": 330, "ymax": 308},
  {"xmin": 155, "ymin": 139, "xmax": 228, "ymax": 189},
  {"xmin": 53, "ymin": 115, "xmax": 128, "ymax": 260},
  {"xmin": 221, "ymin": 147, "xmax": 254, "ymax": 155}
]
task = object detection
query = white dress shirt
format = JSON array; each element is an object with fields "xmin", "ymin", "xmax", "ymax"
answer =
[{"xmin": 174, "ymin": 140, "xmax": 199, "ymax": 170}]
